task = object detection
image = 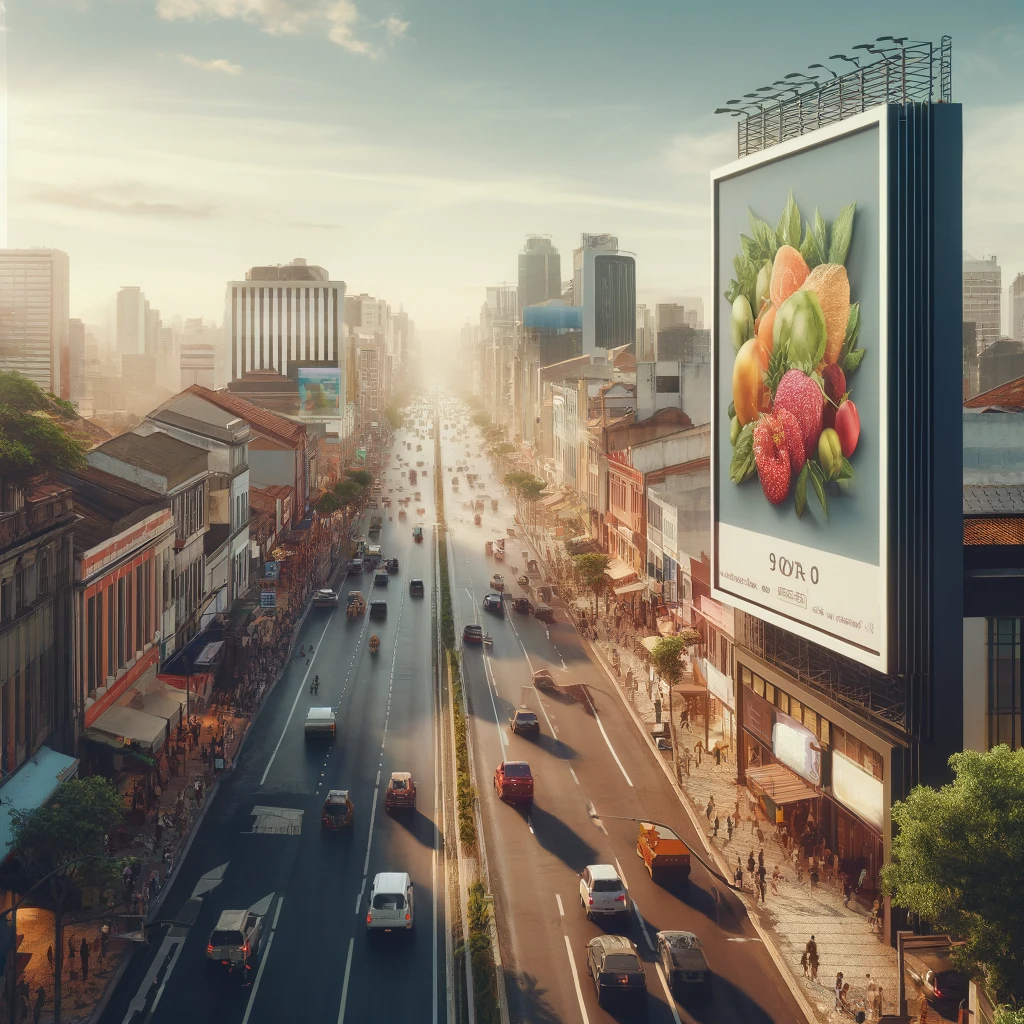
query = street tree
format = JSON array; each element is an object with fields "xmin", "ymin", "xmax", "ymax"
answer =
[
  {"xmin": 649, "ymin": 631, "xmax": 702, "ymax": 769},
  {"xmin": 10, "ymin": 777, "xmax": 123, "ymax": 1024},
  {"xmin": 333, "ymin": 479, "xmax": 364, "ymax": 506},
  {"xmin": 315, "ymin": 492, "xmax": 341, "ymax": 516},
  {"xmin": 0, "ymin": 370, "xmax": 87, "ymax": 480},
  {"xmin": 880, "ymin": 744, "xmax": 1024, "ymax": 1007},
  {"xmin": 345, "ymin": 468, "xmax": 373, "ymax": 488},
  {"xmin": 488, "ymin": 441, "xmax": 516, "ymax": 460},
  {"xmin": 572, "ymin": 552, "xmax": 609, "ymax": 616}
]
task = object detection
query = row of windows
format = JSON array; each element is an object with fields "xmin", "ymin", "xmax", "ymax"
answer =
[
  {"xmin": 0, "ymin": 549, "xmax": 58, "ymax": 623},
  {"xmin": 84, "ymin": 558, "xmax": 155, "ymax": 693},
  {"xmin": 742, "ymin": 665, "xmax": 832, "ymax": 749},
  {"xmin": 988, "ymin": 617, "xmax": 1021, "ymax": 750},
  {"xmin": 171, "ymin": 483, "xmax": 206, "ymax": 542}
]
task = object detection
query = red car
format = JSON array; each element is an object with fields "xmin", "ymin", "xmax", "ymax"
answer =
[{"xmin": 494, "ymin": 761, "xmax": 534, "ymax": 804}]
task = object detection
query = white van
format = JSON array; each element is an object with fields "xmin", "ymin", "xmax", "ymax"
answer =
[
  {"xmin": 365, "ymin": 872, "xmax": 414, "ymax": 932},
  {"xmin": 304, "ymin": 707, "xmax": 336, "ymax": 739}
]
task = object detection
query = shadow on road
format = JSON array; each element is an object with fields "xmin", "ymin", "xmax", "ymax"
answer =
[
  {"xmin": 529, "ymin": 731, "xmax": 577, "ymax": 761},
  {"xmin": 528, "ymin": 803, "xmax": 599, "ymax": 873},
  {"xmin": 384, "ymin": 806, "xmax": 435, "ymax": 847},
  {"xmin": 505, "ymin": 969, "xmax": 562, "ymax": 1024},
  {"xmin": 685, "ymin": 974, "xmax": 778, "ymax": 1024}
]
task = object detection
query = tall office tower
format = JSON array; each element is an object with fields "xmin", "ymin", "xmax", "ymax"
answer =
[
  {"xmin": 656, "ymin": 303, "xmax": 688, "ymax": 336},
  {"xmin": 0, "ymin": 248, "xmax": 69, "ymax": 393},
  {"xmin": 963, "ymin": 256, "xmax": 1001, "ymax": 354},
  {"xmin": 1010, "ymin": 272, "xmax": 1024, "ymax": 343},
  {"xmin": 518, "ymin": 236, "xmax": 561, "ymax": 316},
  {"xmin": 68, "ymin": 317, "xmax": 86, "ymax": 402},
  {"xmin": 636, "ymin": 304, "xmax": 654, "ymax": 361},
  {"xmin": 116, "ymin": 286, "xmax": 148, "ymax": 355},
  {"xmin": 225, "ymin": 258, "xmax": 346, "ymax": 383},
  {"xmin": 574, "ymin": 234, "xmax": 635, "ymax": 352},
  {"xmin": 145, "ymin": 306, "xmax": 161, "ymax": 356}
]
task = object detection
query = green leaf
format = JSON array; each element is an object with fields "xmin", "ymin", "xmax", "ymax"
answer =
[
  {"xmin": 807, "ymin": 461, "xmax": 829, "ymax": 516},
  {"xmin": 740, "ymin": 233, "xmax": 758, "ymax": 261},
  {"xmin": 844, "ymin": 347, "xmax": 867, "ymax": 374},
  {"xmin": 813, "ymin": 209, "xmax": 828, "ymax": 265},
  {"xmin": 799, "ymin": 224, "xmax": 819, "ymax": 269},
  {"xmin": 729, "ymin": 422, "xmax": 756, "ymax": 484},
  {"xmin": 748, "ymin": 213, "xmax": 778, "ymax": 262},
  {"xmin": 836, "ymin": 457, "xmax": 855, "ymax": 481},
  {"xmin": 845, "ymin": 301, "xmax": 861, "ymax": 349},
  {"xmin": 727, "ymin": 400, "xmax": 736, "ymax": 420},
  {"xmin": 725, "ymin": 279, "xmax": 740, "ymax": 304},
  {"xmin": 764, "ymin": 337, "xmax": 789, "ymax": 398},
  {"xmin": 794, "ymin": 463, "xmax": 809, "ymax": 517},
  {"xmin": 828, "ymin": 202, "xmax": 857, "ymax": 265},
  {"xmin": 776, "ymin": 190, "xmax": 802, "ymax": 249}
]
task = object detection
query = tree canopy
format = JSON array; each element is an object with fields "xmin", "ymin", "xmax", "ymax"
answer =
[
  {"xmin": 488, "ymin": 441, "xmax": 516, "ymax": 459},
  {"xmin": 504, "ymin": 471, "xmax": 545, "ymax": 502},
  {"xmin": 345, "ymin": 468, "xmax": 373, "ymax": 487},
  {"xmin": 572, "ymin": 552, "xmax": 609, "ymax": 592},
  {"xmin": 880, "ymin": 745, "xmax": 1024, "ymax": 1006},
  {"xmin": 649, "ymin": 633, "xmax": 699, "ymax": 686},
  {"xmin": 0, "ymin": 370, "xmax": 87, "ymax": 481}
]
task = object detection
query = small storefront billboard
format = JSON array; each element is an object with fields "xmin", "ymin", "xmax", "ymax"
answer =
[
  {"xmin": 260, "ymin": 590, "xmax": 277, "ymax": 609},
  {"xmin": 772, "ymin": 710, "xmax": 822, "ymax": 784},
  {"xmin": 832, "ymin": 749, "xmax": 884, "ymax": 831},
  {"xmin": 298, "ymin": 367, "xmax": 342, "ymax": 418}
]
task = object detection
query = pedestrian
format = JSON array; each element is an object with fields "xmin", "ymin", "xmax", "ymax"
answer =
[
  {"xmin": 713, "ymin": 741, "xmax": 722, "ymax": 766},
  {"xmin": 80, "ymin": 937, "xmax": 90, "ymax": 981},
  {"xmin": 100, "ymin": 925, "xmax": 109, "ymax": 961},
  {"xmin": 866, "ymin": 974, "xmax": 878, "ymax": 1019},
  {"xmin": 734, "ymin": 858, "xmax": 744, "ymax": 890},
  {"xmin": 871, "ymin": 899, "xmax": 881, "ymax": 931},
  {"xmin": 758, "ymin": 847, "xmax": 765, "ymax": 869},
  {"xmin": 123, "ymin": 863, "xmax": 132, "ymax": 896},
  {"xmin": 857, "ymin": 866, "xmax": 868, "ymax": 892},
  {"xmin": 747, "ymin": 850, "xmax": 756, "ymax": 876},
  {"xmin": 32, "ymin": 986, "xmax": 45, "ymax": 1024},
  {"xmin": 757, "ymin": 863, "xmax": 767, "ymax": 901},
  {"xmin": 154, "ymin": 818, "xmax": 163, "ymax": 846},
  {"xmin": 726, "ymin": 816, "xmax": 734, "ymax": 841},
  {"xmin": 840, "ymin": 982, "xmax": 851, "ymax": 1010},
  {"xmin": 806, "ymin": 936, "xmax": 819, "ymax": 981},
  {"xmin": 67, "ymin": 935, "xmax": 76, "ymax": 962},
  {"xmin": 834, "ymin": 972, "xmax": 845, "ymax": 1009},
  {"xmin": 46, "ymin": 944, "xmax": 53, "ymax": 970},
  {"xmin": 771, "ymin": 865, "xmax": 782, "ymax": 895},
  {"xmin": 712, "ymin": 815, "xmax": 720, "ymax": 838},
  {"xmin": 874, "ymin": 986, "xmax": 884, "ymax": 1019},
  {"xmin": 843, "ymin": 878, "xmax": 852, "ymax": 908},
  {"xmin": 800, "ymin": 948, "xmax": 809, "ymax": 977},
  {"xmin": 705, "ymin": 795, "xmax": 715, "ymax": 821}
]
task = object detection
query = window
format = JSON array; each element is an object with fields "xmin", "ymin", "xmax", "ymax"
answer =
[
  {"xmin": 39, "ymin": 555, "xmax": 49, "ymax": 595},
  {"xmin": 988, "ymin": 618, "xmax": 1021, "ymax": 749},
  {"xmin": 655, "ymin": 375, "xmax": 680, "ymax": 394},
  {"xmin": 1, "ymin": 578, "xmax": 10, "ymax": 621},
  {"xmin": 647, "ymin": 500, "xmax": 663, "ymax": 531}
]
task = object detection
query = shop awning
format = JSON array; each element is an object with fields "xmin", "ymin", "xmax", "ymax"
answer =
[
  {"xmin": 614, "ymin": 581, "xmax": 647, "ymax": 597},
  {"xmin": 639, "ymin": 635, "xmax": 663, "ymax": 653},
  {"xmin": 123, "ymin": 678, "xmax": 187, "ymax": 723},
  {"xmin": 193, "ymin": 640, "xmax": 225, "ymax": 669},
  {"xmin": 745, "ymin": 764, "xmax": 818, "ymax": 806},
  {"xmin": 539, "ymin": 491, "xmax": 566, "ymax": 508},
  {"xmin": 0, "ymin": 747, "xmax": 80, "ymax": 859},
  {"xmin": 604, "ymin": 559, "xmax": 636, "ymax": 582},
  {"xmin": 85, "ymin": 705, "xmax": 169, "ymax": 754}
]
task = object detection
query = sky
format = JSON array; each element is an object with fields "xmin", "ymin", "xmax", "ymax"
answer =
[{"xmin": 10, "ymin": 0, "xmax": 1024, "ymax": 343}]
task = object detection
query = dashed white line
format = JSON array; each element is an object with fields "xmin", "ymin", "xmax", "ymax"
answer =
[
  {"xmin": 555, "ymin": 893, "xmax": 564, "ymax": 917},
  {"xmin": 527, "ymin": 815, "xmax": 534, "ymax": 835},
  {"xmin": 568, "ymin": 766, "xmax": 580, "ymax": 785},
  {"xmin": 354, "ymin": 877, "xmax": 366, "ymax": 915},
  {"xmin": 614, "ymin": 858, "xmax": 628, "ymax": 890},
  {"xmin": 563, "ymin": 935, "xmax": 591, "ymax": 1024},
  {"xmin": 336, "ymin": 937, "xmax": 355, "ymax": 1024},
  {"xmin": 655, "ymin": 962, "xmax": 683, "ymax": 1024},
  {"xmin": 632, "ymin": 899, "xmax": 655, "ymax": 951},
  {"xmin": 241, "ymin": 896, "xmax": 284, "ymax": 1024},
  {"xmin": 362, "ymin": 788, "xmax": 379, "ymax": 876},
  {"xmin": 590, "ymin": 705, "xmax": 633, "ymax": 787}
]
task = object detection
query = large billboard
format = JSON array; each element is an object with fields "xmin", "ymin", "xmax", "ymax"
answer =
[
  {"xmin": 297, "ymin": 367, "xmax": 342, "ymax": 418},
  {"xmin": 711, "ymin": 109, "xmax": 888, "ymax": 670}
]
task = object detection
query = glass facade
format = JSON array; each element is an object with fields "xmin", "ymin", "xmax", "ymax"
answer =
[
  {"xmin": 988, "ymin": 618, "xmax": 1021, "ymax": 749},
  {"xmin": 593, "ymin": 254, "xmax": 636, "ymax": 350}
]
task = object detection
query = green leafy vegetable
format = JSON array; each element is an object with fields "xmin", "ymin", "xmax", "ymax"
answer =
[
  {"xmin": 729, "ymin": 422, "xmax": 756, "ymax": 484},
  {"xmin": 794, "ymin": 463, "xmax": 809, "ymax": 517},
  {"xmin": 799, "ymin": 207, "xmax": 829, "ymax": 269},
  {"xmin": 776, "ymin": 190, "xmax": 802, "ymax": 249},
  {"xmin": 764, "ymin": 336, "xmax": 789, "ymax": 399},
  {"xmin": 844, "ymin": 347, "xmax": 867, "ymax": 374},
  {"xmin": 807, "ymin": 461, "xmax": 829, "ymax": 516},
  {"xmin": 828, "ymin": 202, "xmax": 856, "ymax": 265}
]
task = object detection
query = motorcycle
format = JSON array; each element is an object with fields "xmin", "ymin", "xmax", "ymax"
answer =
[{"xmin": 369, "ymin": 634, "xmax": 381, "ymax": 654}]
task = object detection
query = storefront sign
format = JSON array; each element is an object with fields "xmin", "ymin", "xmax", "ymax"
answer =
[
  {"xmin": 832, "ymin": 750, "xmax": 884, "ymax": 832},
  {"xmin": 260, "ymin": 591, "xmax": 277, "ymax": 609},
  {"xmin": 698, "ymin": 596, "xmax": 735, "ymax": 639},
  {"xmin": 264, "ymin": 561, "xmax": 281, "ymax": 580},
  {"xmin": 772, "ymin": 711, "xmax": 821, "ymax": 785},
  {"xmin": 703, "ymin": 658, "xmax": 735, "ymax": 709}
]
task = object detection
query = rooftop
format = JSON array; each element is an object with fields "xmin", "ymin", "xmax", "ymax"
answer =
[
  {"xmin": 186, "ymin": 386, "xmax": 305, "ymax": 446},
  {"xmin": 149, "ymin": 393, "xmax": 250, "ymax": 444},
  {"xmin": 89, "ymin": 431, "xmax": 208, "ymax": 485},
  {"xmin": 964, "ymin": 373, "xmax": 1024, "ymax": 412},
  {"xmin": 58, "ymin": 467, "xmax": 169, "ymax": 552},
  {"xmin": 963, "ymin": 485, "xmax": 1024, "ymax": 515}
]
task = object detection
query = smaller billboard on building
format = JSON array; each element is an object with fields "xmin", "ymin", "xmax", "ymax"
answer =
[
  {"xmin": 297, "ymin": 367, "xmax": 342, "ymax": 418},
  {"xmin": 260, "ymin": 590, "xmax": 277, "ymax": 609}
]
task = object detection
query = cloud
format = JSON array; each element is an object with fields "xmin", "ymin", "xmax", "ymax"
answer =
[
  {"xmin": 28, "ymin": 183, "xmax": 218, "ymax": 220},
  {"xmin": 178, "ymin": 54, "xmax": 244, "ymax": 74},
  {"xmin": 154, "ymin": 0, "xmax": 405, "ymax": 54},
  {"xmin": 663, "ymin": 129, "xmax": 736, "ymax": 176}
]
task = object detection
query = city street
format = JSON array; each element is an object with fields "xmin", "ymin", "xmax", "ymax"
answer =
[
  {"xmin": 439, "ymin": 406, "xmax": 805, "ymax": 1024},
  {"xmin": 98, "ymin": 424, "xmax": 445, "ymax": 1024}
]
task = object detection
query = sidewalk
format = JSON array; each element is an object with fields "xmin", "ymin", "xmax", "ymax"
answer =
[{"xmin": 511, "ymin": 523, "xmax": 906, "ymax": 1024}]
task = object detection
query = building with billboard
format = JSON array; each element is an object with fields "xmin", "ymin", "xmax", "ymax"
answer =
[
  {"xmin": 0, "ymin": 248, "xmax": 69, "ymax": 395},
  {"xmin": 710, "ymin": 59, "xmax": 962, "ymax": 926}
]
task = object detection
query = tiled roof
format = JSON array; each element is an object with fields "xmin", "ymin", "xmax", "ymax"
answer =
[
  {"xmin": 249, "ymin": 484, "xmax": 294, "ymax": 513},
  {"xmin": 187, "ymin": 385, "xmax": 304, "ymax": 446},
  {"xmin": 963, "ymin": 485, "xmax": 1024, "ymax": 515},
  {"xmin": 92, "ymin": 430, "xmax": 207, "ymax": 476},
  {"xmin": 964, "ymin": 374, "xmax": 1024, "ymax": 411},
  {"xmin": 58, "ymin": 467, "xmax": 169, "ymax": 551},
  {"xmin": 964, "ymin": 518, "xmax": 1024, "ymax": 545}
]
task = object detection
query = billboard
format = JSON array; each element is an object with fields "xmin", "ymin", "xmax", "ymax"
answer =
[
  {"xmin": 711, "ymin": 109, "xmax": 888, "ymax": 670},
  {"xmin": 297, "ymin": 367, "xmax": 342, "ymax": 418}
]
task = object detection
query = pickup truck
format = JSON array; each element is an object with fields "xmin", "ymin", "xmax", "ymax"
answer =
[
  {"xmin": 636, "ymin": 821, "xmax": 691, "ymax": 886},
  {"xmin": 385, "ymin": 771, "xmax": 416, "ymax": 811}
]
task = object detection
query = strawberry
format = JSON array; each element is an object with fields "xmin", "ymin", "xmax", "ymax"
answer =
[
  {"xmin": 821, "ymin": 364, "xmax": 847, "ymax": 430},
  {"xmin": 753, "ymin": 414, "xmax": 792, "ymax": 505},
  {"xmin": 773, "ymin": 369, "xmax": 824, "ymax": 459},
  {"xmin": 775, "ymin": 407, "xmax": 806, "ymax": 473}
]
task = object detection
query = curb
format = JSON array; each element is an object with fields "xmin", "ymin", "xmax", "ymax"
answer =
[{"xmin": 86, "ymin": 947, "xmax": 135, "ymax": 1024}]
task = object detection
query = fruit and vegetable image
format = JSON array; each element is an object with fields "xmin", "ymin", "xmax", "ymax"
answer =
[{"xmin": 726, "ymin": 191, "xmax": 865, "ymax": 517}]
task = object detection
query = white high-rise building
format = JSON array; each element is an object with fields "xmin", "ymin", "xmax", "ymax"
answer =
[
  {"xmin": 116, "ymin": 286, "xmax": 148, "ymax": 355},
  {"xmin": 963, "ymin": 256, "xmax": 1001, "ymax": 354},
  {"xmin": 573, "ymin": 234, "xmax": 636, "ymax": 353},
  {"xmin": 1009, "ymin": 273, "xmax": 1024, "ymax": 343},
  {"xmin": 0, "ymin": 248, "xmax": 69, "ymax": 394},
  {"xmin": 226, "ymin": 259, "xmax": 345, "ymax": 384}
]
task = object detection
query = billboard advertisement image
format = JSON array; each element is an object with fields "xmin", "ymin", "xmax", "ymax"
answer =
[
  {"xmin": 297, "ymin": 367, "xmax": 342, "ymax": 418},
  {"xmin": 711, "ymin": 110, "xmax": 888, "ymax": 670}
]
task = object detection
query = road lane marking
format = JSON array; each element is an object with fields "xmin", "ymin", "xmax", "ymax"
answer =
[
  {"xmin": 590, "ymin": 705, "xmax": 633, "ymax": 787},
  {"xmin": 362, "ymin": 787, "xmax": 380, "ymax": 876},
  {"xmin": 632, "ymin": 900, "xmax": 655, "ymax": 951},
  {"xmin": 655, "ymin": 962, "xmax": 683, "ymax": 1024},
  {"xmin": 355, "ymin": 877, "xmax": 366, "ymax": 915},
  {"xmin": 260, "ymin": 611, "xmax": 337, "ymax": 786},
  {"xmin": 614, "ymin": 859, "xmax": 628, "ymax": 890},
  {"xmin": 568, "ymin": 766, "xmax": 579, "ymax": 785},
  {"xmin": 563, "ymin": 935, "xmax": 591, "ymax": 1024},
  {"xmin": 137, "ymin": 936, "xmax": 185, "ymax": 1022},
  {"xmin": 527, "ymin": 814, "xmax": 534, "ymax": 835},
  {"xmin": 555, "ymin": 893, "xmax": 564, "ymax": 917},
  {"xmin": 241, "ymin": 896, "xmax": 284, "ymax": 1024},
  {"xmin": 336, "ymin": 937, "xmax": 355, "ymax": 1024}
]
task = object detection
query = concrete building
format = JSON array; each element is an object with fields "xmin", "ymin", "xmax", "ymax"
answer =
[
  {"xmin": 979, "ymin": 338, "xmax": 1024, "ymax": 396},
  {"xmin": 87, "ymin": 432, "xmax": 211, "ymax": 658},
  {"xmin": 226, "ymin": 259, "xmax": 346, "ymax": 392},
  {"xmin": 1011, "ymin": 273, "xmax": 1024, "ymax": 343},
  {"xmin": 68, "ymin": 318, "xmax": 86, "ymax": 404},
  {"xmin": 0, "ymin": 248, "xmax": 70, "ymax": 395},
  {"xmin": 574, "ymin": 234, "xmax": 636, "ymax": 353},
  {"xmin": 963, "ymin": 256, "xmax": 1001, "ymax": 354},
  {"xmin": 518, "ymin": 236, "xmax": 561, "ymax": 316},
  {"xmin": 636, "ymin": 358, "xmax": 712, "ymax": 426},
  {"xmin": 116, "ymin": 286, "xmax": 148, "ymax": 356},
  {"xmin": 963, "ymin": 321, "xmax": 979, "ymax": 399},
  {"xmin": 635, "ymin": 305, "xmax": 654, "ymax": 362}
]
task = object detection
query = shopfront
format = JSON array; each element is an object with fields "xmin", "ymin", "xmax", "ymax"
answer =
[
  {"xmin": 736, "ymin": 654, "xmax": 890, "ymax": 894},
  {"xmin": 693, "ymin": 657, "xmax": 736, "ymax": 763}
]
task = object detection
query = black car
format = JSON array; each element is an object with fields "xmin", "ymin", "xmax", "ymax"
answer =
[
  {"xmin": 385, "ymin": 557, "xmax": 399, "ymax": 573},
  {"xmin": 657, "ymin": 931, "xmax": 711, "ymax": 996},
  {"xmin": 585, "ymin": 935, "xmax": 646, "ymax": 1008},
  {"xmin": 370, "ymin": 601, "xmax": 388, "ymax": 621},
  {"xmin": 482, "ymin": 593, "xmax": 504, "ymax": 617},
  {"xmin": 463, "ymin": 624, "xmax": 483, "ymax": 644},
  {"xmin": 347, "ymin": 558, "xmax": 364, "ymax": 574},
  {"xmin": 509, "ymin": 707, "xmax": 540, "ymax": 736},
  {"xmin": 907, "ymin": 955, "xmax": 968, "ymax": 1011},
  {"xmin": 409, "ymin": 579, "xmax": 425, "ymax": 597},
  {"xmin": 374, "ymin": 571, "xmax": 389, "ymax": 587}
]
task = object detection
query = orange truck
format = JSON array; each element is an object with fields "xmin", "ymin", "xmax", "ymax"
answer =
[{"xmin": 636, "ymin": 821, "xmax": 691, "ymax": 886}]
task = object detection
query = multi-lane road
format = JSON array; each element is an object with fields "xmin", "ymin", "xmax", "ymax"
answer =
[
  {"xmin": 100, "ymin": 420, "xmax": 445, "ymax": 1024},
  {"xmin": 439, "ymin": 398, "xmax": 804, "ymax": 1024}
]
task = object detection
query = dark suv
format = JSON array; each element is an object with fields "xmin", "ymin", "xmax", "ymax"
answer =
[
  {"xmin": 409, "ymin": 579, "xmax": 425, "ymax": 597},
  {"xmin": 586, "ymin": 935, "xmax": 646, "ymax": 1008}
]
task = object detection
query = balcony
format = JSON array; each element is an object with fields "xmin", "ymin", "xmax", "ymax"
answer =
[{"xmin": 0, "ymin": 491, "xmax": 74, "ymax": 552}]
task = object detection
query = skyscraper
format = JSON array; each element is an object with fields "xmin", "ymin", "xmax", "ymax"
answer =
[
  {"xmin": 0, "ymin": 248, "xmax": 69, "ymax": 393},
  {"xmin": 68, "ymin": 317, "xmax": 86, "ymax": 402},
  {"xmin": 574, "ymin": 234, "xmax": 635, "ymax": 352},
  {"xmin": 1010, "ymin": 272, "xmax": 1024, "ymax": 343},
  {"xmin": 518, "ymin": 236, "xmax": 561, "ymax": 316},
  {"xmin": 116, "ymin": 286, "xmax": 148, "ymax": 355},
  {"xmin": 963, "ymin": 256, "xmax": 1001, "ymax": 354}
]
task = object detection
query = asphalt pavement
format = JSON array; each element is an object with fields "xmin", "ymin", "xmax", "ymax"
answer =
[
  {"xmin": 99, "ymin": 420, "xmax": 445, "ymax": 1024},
  {"xmin": 438, "ymin": 399, "xmax": 805, "ymax": 1024}
]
